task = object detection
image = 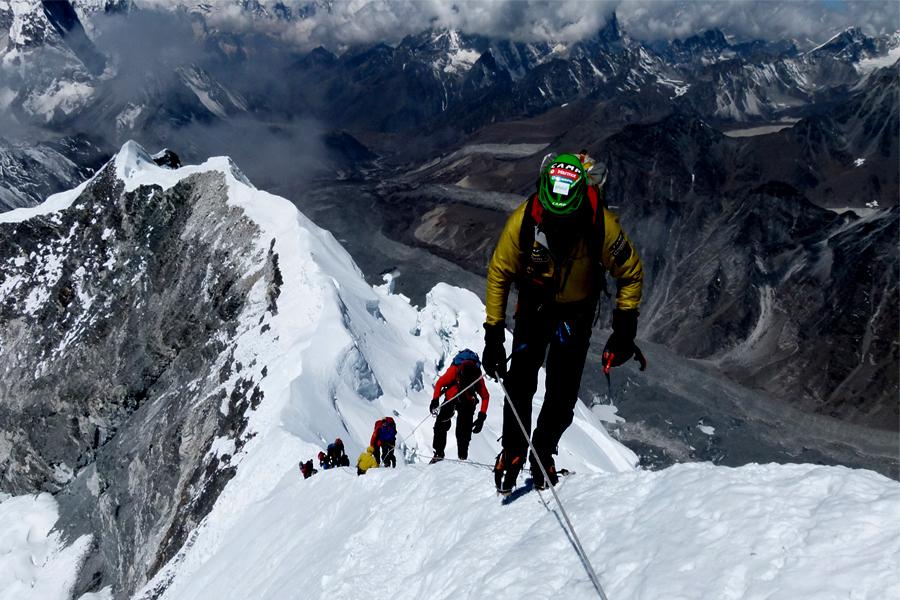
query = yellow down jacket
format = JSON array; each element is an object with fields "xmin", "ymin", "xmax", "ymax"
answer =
[
  {"xmin": 357, "ymin": 447, "xmax": 378, "ymax": 473},
  {"xmin": 485, "ymin": 202, "xmax": 643, "ymax": 326}
]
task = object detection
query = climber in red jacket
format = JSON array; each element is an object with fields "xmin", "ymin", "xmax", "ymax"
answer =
[
  {"xmin": 370, "ymin": 416, "xmax": 398, "ymax": 468},
  {"xmin": 429, "ymin": 350, "xmax": 489, "ymax": 462}
]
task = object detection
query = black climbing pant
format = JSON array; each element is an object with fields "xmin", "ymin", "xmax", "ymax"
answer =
[
  {"xmin": 375, "ymin": 442, "xmax": 396, "ymax": 468},
  {"xmin": 502, "ymin": 299, "xmax": 595, "ymax": 467},
  {"xmin": 432, "ymin": 397, "xmax": 476, "ymax": 460}
]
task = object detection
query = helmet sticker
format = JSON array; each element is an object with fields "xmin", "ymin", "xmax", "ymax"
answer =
[
  {"xmin": 548, "ymin": 163, "xmax": 581, "ymax": 198},
  {"xmin": 552, "ymin": 180, "xmax": 571, "ymax": 195}
]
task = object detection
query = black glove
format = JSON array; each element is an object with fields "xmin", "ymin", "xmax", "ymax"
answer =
[
  {"xmin": 429, "ymin": 398, "xmax": 440, "ymax": 415},
  {"xmin": 472, "ymin": 412, "xmax": 486, "ymax": 434},
  {"xmin": 482, "ymin": 323, "xmax": 507, "ymax": 379},
  {"xmin": 602, "ymin": 309, "xmax": 639, "ymax": 373}
]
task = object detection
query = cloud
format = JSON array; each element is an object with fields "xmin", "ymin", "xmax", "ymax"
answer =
[
  {"xmin": 154, "ymin": 0, "xmax": 899, "ymax": 51},
  {"xmin": 617, "ymin": 0, "xmax": 900, "ymax": 43}
]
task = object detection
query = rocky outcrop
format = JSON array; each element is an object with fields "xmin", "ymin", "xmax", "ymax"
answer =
[{"xmin": 0, "ymin": 143, "xmax": 280, "ymax": 597}]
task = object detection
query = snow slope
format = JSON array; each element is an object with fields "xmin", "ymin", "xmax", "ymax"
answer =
[
  {"xmin": 0, "ymin": 493, "xmax": 91, "ymax": 600},
  {"xmin": 138, "ymin": 462, "xmax": 899, "ymax": 600}
]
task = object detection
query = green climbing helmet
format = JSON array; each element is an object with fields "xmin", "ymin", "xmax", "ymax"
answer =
[{"xmin": 537, "ymin": 153, "xmax": 587, "ymax": 215}]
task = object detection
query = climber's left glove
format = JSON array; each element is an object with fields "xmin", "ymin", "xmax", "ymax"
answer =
[{"xmin": 602, "ymin": 309, "xmax": 646, "ymax": 373}]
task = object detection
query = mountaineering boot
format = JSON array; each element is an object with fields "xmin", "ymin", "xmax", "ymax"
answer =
[
  {"xmin": 494, "ymin": 450, "xmax": 525, "ymax": 495},
  {"xmin": 429, "ymin": 453, "xmax": 444, "ymax": 464},
  {"xmin": 532, "ymin": 466, "xmax": 544, "ymax": 490},
  {"xmin": 531, "ymin": 453, "xmax": 558, "ymax": 491}
]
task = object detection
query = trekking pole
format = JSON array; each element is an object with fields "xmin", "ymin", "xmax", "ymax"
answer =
[{"xmin": 497, "ymin": 379, "xmax": 609, "ymax": 600}]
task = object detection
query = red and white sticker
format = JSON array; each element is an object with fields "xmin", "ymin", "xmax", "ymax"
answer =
[{"xmin": 549, "ymin": 166, "xmax": 579, "ymax": 181}]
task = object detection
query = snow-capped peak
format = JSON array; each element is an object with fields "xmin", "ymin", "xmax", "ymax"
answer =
[
  {"xmin": 809, "ymin": 26, "xmax": 866, "ymax": 52},
  {"xmin": 417, "ymin": 28, "xmax": 482, "ymax": 75},
  {"xmin": 805, "ymin": 26, "xmax": 882, "ymax": 61},
  {"xmin": 112, "ymin": 139, "xmax": 249, "ymax": 192},
  {"xmin": 6, "ymin": 0, "xmax": 54, "ymax": 49}
]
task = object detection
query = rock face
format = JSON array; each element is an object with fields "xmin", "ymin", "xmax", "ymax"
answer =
[{"xmin": 0, "ymin": 143, "xmax": 281, "ymax": 596}]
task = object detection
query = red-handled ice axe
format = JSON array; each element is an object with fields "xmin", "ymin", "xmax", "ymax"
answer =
[{"xmin": 602, "ymin": 344, "xmax": 647, "ymax": 380}]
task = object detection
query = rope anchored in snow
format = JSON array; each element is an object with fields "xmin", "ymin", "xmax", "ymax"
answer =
[
  {"xmin": 416, "ymin": 454, "xmax": 496, "ymax": 470},
  {"xmin": 498, "ymin": 379, "xmax": 610, "ymax": 600}
]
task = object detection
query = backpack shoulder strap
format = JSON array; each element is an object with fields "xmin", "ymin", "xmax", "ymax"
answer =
[
  {"xmin": 518, "ymin": 193, "xmax": 540, "ymax": 261},
  {"xmin": 586, "ymin": 185, "xmax": 610, "ymax": 322},
  {"xmin": 587, "ymin": 184, "xmax": 606, "ymax": 229}
]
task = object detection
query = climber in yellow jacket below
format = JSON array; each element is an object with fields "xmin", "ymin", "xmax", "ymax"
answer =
[
  {"xmin": 483, "ymin": 151, "xmax": 645, "ymax": 494},
  {"xmin": 356, "ymin": 446, "xmax": 378, "ymax": 476}
]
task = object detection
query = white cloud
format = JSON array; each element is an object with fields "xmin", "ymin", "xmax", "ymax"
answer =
[
  {"xmin": 617, "ymin": 0, "xmax": 900, "ymax": 43},
  {"xmin": 135, "ymin": 0, "xmax": 900, "ymax": 51}
]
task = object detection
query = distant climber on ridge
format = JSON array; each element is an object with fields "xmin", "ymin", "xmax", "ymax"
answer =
[
  {"xmin": 429, "ymin": 349, "xmax": 489, "ymax": 463},
  {"xmin": 318, "ymin": 451, "xmax": 331, "ymax": 470},
  {"xmin": 300, "ymin": 459, "xmax": 317, "ymax": 479},
  {"xmin": 327, "ymin": 438, "xmax": 351, "ymax": 467},
  {"xmin": 482, "ymin": 151, "xmax": 645, "ymax": 494},
  {"xmin": 370, "ymin": 417, "xmax": 397, "ymax": 468},
  {"xmin": 357, "ymin": 446, "xmax": 378, "ymax": 476}
]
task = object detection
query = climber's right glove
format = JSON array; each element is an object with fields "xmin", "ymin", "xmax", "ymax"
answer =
[
  {"xmin": 472, "ymin": 412, "xmax": 486, "ymax": 434},
  {"xmin": 482, "ymin": 323, "xmax": 507, "ymax": 380},
  {"xmin": 429, "ymin": 398, "xmax": 440, "ymax": 415}
]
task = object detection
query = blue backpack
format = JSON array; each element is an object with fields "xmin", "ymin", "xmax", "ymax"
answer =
[
  {"xmin": 378, "ymin": 417, "xmax": 397, "ymax": 442},
  {"xmin": 452, "ymin": 349, "xmax": 481, "ymax": 368},
  {"xmin": 452, "ymin": 349, "xmax": 482, "ymax": 389}
]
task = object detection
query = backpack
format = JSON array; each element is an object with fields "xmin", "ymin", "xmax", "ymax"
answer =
[
  {"xmin": 451, "ymin": 349, "xmax": 482, "ymax": 390},
  {"xmin": 518, "ymin": 184, "xmax": 609, "ymax": 306},
  {"xmin": 452, "ymin": 349, "xmax": 481, "ymax": 368},
  {"xmin": 378, "ymin": 417, "xmax": 397, "ymax": 442}
]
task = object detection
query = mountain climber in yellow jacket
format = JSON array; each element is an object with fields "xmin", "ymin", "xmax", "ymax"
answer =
[
  {"xmin": 357, "ymin": 446, "xmax": 378, "ymax": 476},
  {"xmin": 483, "ymin": 151, "xmax": 645, "ymax": 494}
]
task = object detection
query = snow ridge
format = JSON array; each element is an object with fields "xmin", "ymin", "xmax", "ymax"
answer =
[{"xmin": 140, "ymin": 462, "xmax": 899, "ymax": 600}]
